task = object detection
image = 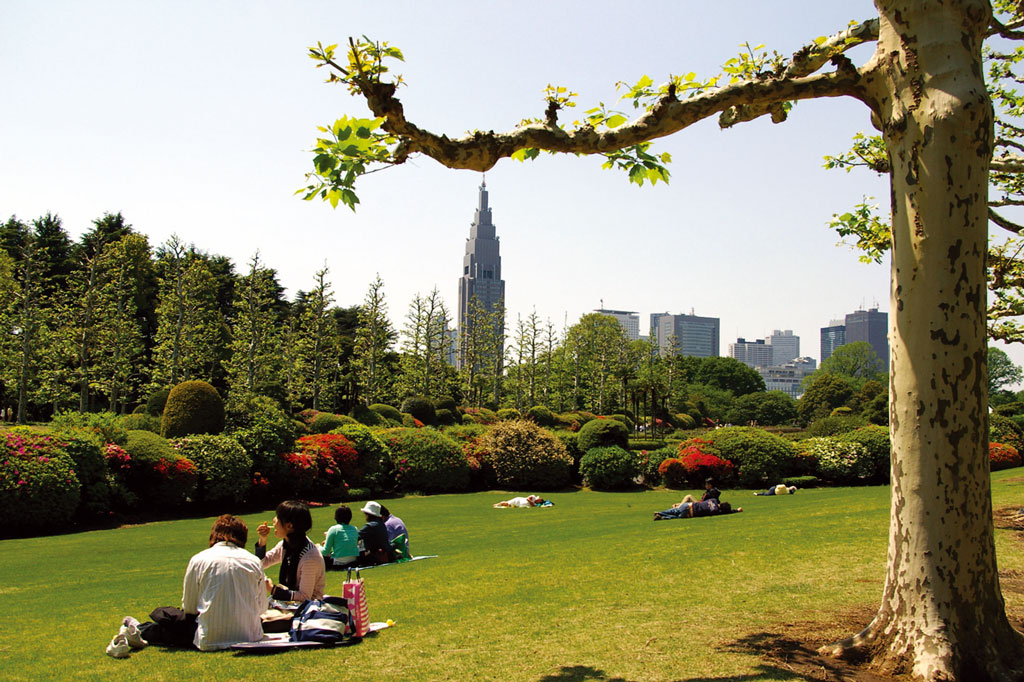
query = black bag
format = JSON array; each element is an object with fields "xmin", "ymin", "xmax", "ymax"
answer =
[
  {"xmin": 137, "ymin": 606, "xmax": 198, "ymax": 648},
  {"xmin": 289, "ymin": 596, "xmax": 353, "ymax": 644}
]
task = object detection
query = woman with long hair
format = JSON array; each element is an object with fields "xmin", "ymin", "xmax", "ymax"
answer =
[{"xmin": 255, "ymin": 500, "xmax": 325, "ymax": 602}]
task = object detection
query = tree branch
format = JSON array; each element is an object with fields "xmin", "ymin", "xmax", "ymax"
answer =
[
  {"xmin": 991, "ymin": 153, "xmax": 1024, "ymax": 173},
  {"xmin": 354, "ymin": 70, "xmax": 864, "ymax": 172},
  {"xmin": 990, "ymin": 207, "xmax": 1024, "ymax": 234}
]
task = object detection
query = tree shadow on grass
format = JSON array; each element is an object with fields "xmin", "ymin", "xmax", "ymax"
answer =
[{"xmin": 534, "ymin": 661, "xmax": 819, "ymax": 682}]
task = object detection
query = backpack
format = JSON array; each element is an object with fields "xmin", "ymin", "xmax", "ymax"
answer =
[{"xmin": 289, "ymin": 596, "xmax": 353, "ymax": 644}]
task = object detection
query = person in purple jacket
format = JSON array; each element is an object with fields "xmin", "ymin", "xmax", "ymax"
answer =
[
  {"xmin": 653, "ymin": 498, "xmax": 742, "ymax": 520},
  {"xmin": 380, "ymin": 504, "xmax": 410, "ymax": 554}
]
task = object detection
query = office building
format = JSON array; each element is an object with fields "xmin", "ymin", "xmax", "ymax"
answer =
[
  {"xmin": 457, "ymin": 180, "xmax": 505, "ymax": 369},
  {"xmin": 729, "ymin": 338, "xmax": 773, "ymax": 368},
  {"xmin": 845, "ymin": 307, "xmax": 889, "ymax": 365},
  {"xmin": 595, "ymin": 308, "xmax": 640, "ymax": 341},
  {"xmin": 767, "ymin": 329, "xmax": 800, "ymax": 366},
  {"xmin": 651, "ymin": 312, "xmax": 720, "ymax": 358},
  {"xmin": 758, "ymin": 357, "xmax": 817, "ymax": 399},
  {"xmin": 820, "ymin": 320, "xmax": 847, "ymax": 362}
]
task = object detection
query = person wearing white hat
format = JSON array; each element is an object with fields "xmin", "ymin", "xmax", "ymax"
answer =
[{"xmin": 357, "ymin": 500, "xmax": 395, "ymax": 566}]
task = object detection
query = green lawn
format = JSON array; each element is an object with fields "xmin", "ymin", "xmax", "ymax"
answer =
[{"xmin": 2, "ymin": 470, "xmax": 1021, "ymax": 682}]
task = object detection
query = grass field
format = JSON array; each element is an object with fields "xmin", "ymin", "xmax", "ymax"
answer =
[{"xmin": 1, "ymin": 470, "xmax": 1021, "ymax": 682}]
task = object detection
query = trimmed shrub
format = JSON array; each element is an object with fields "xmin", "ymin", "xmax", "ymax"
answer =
[
  {"xmin": 480, "ymin": 420, "xmax": 573, "ymax": 490},
  {"xmin": 604, "ymin": 414, "xmax": 635, "ymax": 433},
  {"xmin": 462, "ymin": 407, "xmax": 498, "ymax": 425},
  {"xmin": 434, "ymin": 396, "xmax": 458, "ymax": 412},
  {"xmin": 580, "ymin": 446, "xmax": 640, "ymax": 491},
  {"xmin": 658, "ymin": 458, "xmax": 689, "ymax": 489},
  {"xmin": 577, "ymin": 418, "xmax": 629, "ymax": 453},
  {"xmin": 0, "ymin": 430, "xmax": 80, "ymax": 534},
  {"xmin": 555, "ymin": 431, "xmax": 583, "ymax": 482},
  {"xmin": 329, "ymin": 424, "xmax": 390, "ymax": 489},
  {"xmin": 119, "ymin": 412, "xmax": 161, "ymax": 434},
  {"xmin": 497, "ymin": 407, "xmax": 521, "ymax": 421},
  {"xmin": 401, "ymin": 413, "xmax": 423, "ymax": 428},
  {"xmin": 311, "ymin": 412, "xmax": 357, "ymax": 433},
  {"xmin": 224, "ymin": 395, "xmax": 297, "ymax": 497},
  {"xmin": 435, "ymin": 408, "xmax": 458, "ymax": 426},
  {"xmin": 282, "ymin": 433, "xmax": 359, "ymax": 498},
  {"xmin": 121, "ymin": 430, "xmax": 197, "ymax": 508},
  {"xmin": 526, "ymin": 405, "xmax": 555, "ymax": 427},
  {"xmin": 171, "ymin": 434, "xmax": 252, "ymax": 505},
  {"xmin": 671, "ymin": 441, "xmax": 735, "ymax": 486},
  {"xmin": 50, "ymin": 410, "xmax": 128, "ymax": 446},
  {"xmin": 835, "ymin": 426, "xmax": 891, "ymax": 483},
  {"xmin": 673, "ymin": 413, "xmax": 697, "ymax": 430},
  {"xmin": 700, "ymin": 427, "xmax": 798, "ymax": 487},
  {"xmin": 350, "ymin": 405, "xmax": 384, "ymax": 427},
  {"xmin": 638, "ymin": 446, "xmax": 675, "ymax": 487},
  {"xmin": 990, "ymin": 414, "xmax": 1024, "ymax": 451},
  {"xmin": 806, "ymin": 414, "xmax": 868, "ymax": 438},
  {"xmin": 161, "ymin": 380, "xmax": 225, "ymax": 438},
  {"xmin": 782, "ymin": 475, "xmax": 820, "ymax": 488},
  {"xmin": 132, "ymin": 405, "xmax": 147, "ymax": 415},
  {"xmin": 400, "ymin": 397, "xmax": 436, "ymax": 425},
  {"xmin": 990, "ymin": 442, "xmax": 1022, "ymax": 471},
  {"xmin": 369, "ymin": 403, "xmax": 403, "ymax": 424},
  {"xmin": 379, "ymin": 428, "xmax": 470, "ymax": 493},
  {"xmin": 146, "ymin": 388, "xmax": 171, "ymax": 417},
  {"xmin": 802, "ymin": 437, "xmax": 874, "ymax": 484},
  {"xmin": 461, "ymin": 413, "xmax": 477, "ymax": 425},
  {"xmin": 52, "ymin": 428, "xmax": 109, "ymax": 516},
  {"xmin": 629, "ymin": 438, "xmax": 666, "ymax": 450}
]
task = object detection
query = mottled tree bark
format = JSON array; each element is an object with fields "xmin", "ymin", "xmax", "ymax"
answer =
[{"xmin": 820, "ymin": 2, "xmax": 1024, "ymax": 679}]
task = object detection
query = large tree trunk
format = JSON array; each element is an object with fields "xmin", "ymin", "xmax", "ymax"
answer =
[{"xmin": 824, "ymin": 2, "xmax": 1024, "ymax": 679}]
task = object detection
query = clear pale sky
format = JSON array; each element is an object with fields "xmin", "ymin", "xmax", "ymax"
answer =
[{"xmin": 3, "ymin": 1, "xmax": 1021, "ymax": 370}]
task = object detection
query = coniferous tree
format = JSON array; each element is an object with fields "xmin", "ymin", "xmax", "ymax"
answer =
[
  {"xmin": 353, "ymin": 275, "xmax": 397, "ymax": 405},
  {"xmin": 224, "ymin": 253, "xmax": 284, "ymax": 401}
]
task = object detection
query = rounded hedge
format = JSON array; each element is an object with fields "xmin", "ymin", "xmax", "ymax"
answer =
[
  {"xmin": 0, "ymin": 430, "xmax": 80, "ymax": 534},
  {"xmin": 605, "ymin": 414, "xmax": 635, "ymax": 433},
  {"xmin": 435, "ymin": 408, "xmax": 458, "ymax": 426},
  {"xmin": 369, "ymin": 403, "xmax": 403, "ymax": 424},
  {"xmin": 701, "ymin": 427, "xmax": 799, "ymax": 487},
  {"xmin": 434, "ymin": 396, "xmax": 458, "ymax": 412},
  {"xmin": 580, "ymin": 446, "xmax": 641, "ymax": 491},
  {"xmin": 311, "ymin": 412, "xmax": 358, "ymax": 433},
  {"xmin": 223, "ymin": 395, "xmax": 297, "ymax": 496},
  {"xmin": 329, "ymin": 423, "xmax": 391, "ymax": 489},
  {"xmin": 119, "ymin": 413, "xmax": 162, "ymax": 434},
  {"xmin": 53, "ymin": 428, "xmax": 109, "ymax": 516},
  {"xmin": 802, "ymin": 437, "xmax": 873, "ymax": 484},
  {"xmin": 497, "ymin": 408, "xmax": 521, "ymax": 421},
  {"xmin": 146, "ymin": 387, "xmax": 171, "ymax": 417},
  {"xmin": 577, "ymin": 418, "xmax": 629, "ymax": 452},
  {"xmin": 350, "ymin": 405, "xmax": 384, "ymax": 427},
  {"xmin": 121, "ymin": 430, "xmax": 197, "ymax": 508},
  {"xmin": 400, "ymin": 397, "xmax": 436, "ymax": 425},
  {"xmin": 161, "ymin": 380, "xmax": 225, "ymax": 438},
  {"xmin": 526, "ymin": 405, "xmax": 555, "ymax": 427},
  {"xmin": 380, "ymin": 428, "xmax": 469, "ymax": 493},
  {"xmin": 835, "ymin": 425, "xmax": 891, "ymax": 483},
  {"xmin": 990, "ymin": 414, "xmax": 1024, "ymax": 451},
  {"xmin": 171, "ymin": 434, "xmax": 252, "ymax": 505},
  {"xmin": 481, "ymin": 420, "xmax": 573, "ymax": 490}
]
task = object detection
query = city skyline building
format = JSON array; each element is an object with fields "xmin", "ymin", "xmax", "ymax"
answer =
[
  {"xmin": 820, "ymin": 320, "xmax": 847, "ymax": 362},
  {"xmin": 767, "ymin": 329, "xmax": 800, "ymax": 366},
  {"xmin": 845, "ymin": 307, "xmax": 889, "ymax": 366},
  {"xmin": 595, "ymin": 308, "xmax": 640, "ymax": 341},
  {"xmin": 457, "ymin": 180, "xmax": 505, "ymax": 369},
  {"xmin": 651, "ymin": 312, "xmax": 720, "ymax": 358},
  {"xmin": 757, "ymin": 357, "xmax": 817, "ymax": 399},
  {"xmin": 729, "ymin": 338, "xmax": 773, "ymax": 368}
]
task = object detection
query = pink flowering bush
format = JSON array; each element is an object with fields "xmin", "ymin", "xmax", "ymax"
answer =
[
  {"xmin": 0, "ymin": 430, "xmax": 80, "ymax": 534},
  {"xmin": 280, "ymin": 433, "xmax": 359, "ymax": 497},
  {"xmin": 119, "ymin": 430, "xmax": 197, "ymax": 509}
]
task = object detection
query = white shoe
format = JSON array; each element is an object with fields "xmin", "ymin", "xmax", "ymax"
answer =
[
  {"xmin": 106, "ymin": 633, "xmax": 131, "ymax": 659},
  {"xmin": 122, "ymin": 617, "xmax": 147, "ymax": 649}
]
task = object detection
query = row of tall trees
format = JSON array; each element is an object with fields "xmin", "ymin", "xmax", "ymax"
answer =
[{"xmin": 1, "ymin": 211, "xmax": 783, "ymax": 423}]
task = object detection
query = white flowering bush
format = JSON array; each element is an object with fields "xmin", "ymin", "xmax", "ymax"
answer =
[{"xmin": 803, "ymin": 437, "xmax": 873, "ymax": 484}]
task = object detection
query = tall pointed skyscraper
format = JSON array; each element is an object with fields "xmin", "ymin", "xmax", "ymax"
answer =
[{"xmin": 457, "ymin": 179, "xmax": 505, "ymax": 370}]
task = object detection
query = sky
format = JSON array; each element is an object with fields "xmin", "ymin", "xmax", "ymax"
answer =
[{"xmin": 3, "ymin": 1, "xmax": 1022, "ymax": 370}]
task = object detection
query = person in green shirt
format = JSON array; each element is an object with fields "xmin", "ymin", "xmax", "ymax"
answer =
[{"xmin": 321, "ymin": 504, "xmax": 359, "ymax": 570}]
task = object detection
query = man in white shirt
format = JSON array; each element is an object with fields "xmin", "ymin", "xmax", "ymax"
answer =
[{"xmin": 110, "ymin": 515, "xmax": 268, "ymax": 656}]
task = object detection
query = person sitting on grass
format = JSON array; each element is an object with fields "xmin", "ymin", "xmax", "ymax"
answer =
[
  {"xmin": 357, "ymin": 500, "xmax": 396, "ymax": 566},
  {"xmin": 256, "ymin": 500, "xmax": 325, "ymax": 602},
  {"xmin": 493, "ymin": 495, "xmax": 548, "ymax": 508},
  {"xmin": 321, "ymin": 504, "xmax": 359, "ymax": 570},
  {"xmin": 380, "ymin": 504, "xmax": 410, "ymax": 553},
  {"xmin": 671, "ymin": 478, "xmax": 722, "ymax": 509},
  {"xmin": 653, "ymin": 498, "xmax": 742, "ymax": 520},
  {"xmin": 107, "ymin": 514, "xmax": 267, "ymax": 657},
  {"xmin": 754, "ymin": 484, "xmax": 798, "ymax": 496}
]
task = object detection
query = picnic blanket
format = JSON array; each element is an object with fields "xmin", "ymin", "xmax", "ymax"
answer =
[
  {"xmin": 356, "ymin": 555, "xmax": 438, "ymax": 571},
  {"xmin": 230, "ymin": 622, "xmax": 392, "ymax": 652}
]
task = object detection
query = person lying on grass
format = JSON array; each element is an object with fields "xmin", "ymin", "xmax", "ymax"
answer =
[
  {"xmin": 653, "ymin": 498, "xmax": 741, "ymax": 520},
  {"xmin": 107, "ymin": 514, "xmax": 268, "ymax": 657},
  {"xmin": 754, "ymin": 484, "xmax": 798, "ymax": 496},
  {"xmin": 493, "ymin": 495, "xmax": 550, "ymax": 508},
  {"xmin": 256, "ymin": 500, "xmax": 325, "ymax": 601},
  {"xmin": 670, "ymin": 478, "xmax": 721, "ymax": 509}
]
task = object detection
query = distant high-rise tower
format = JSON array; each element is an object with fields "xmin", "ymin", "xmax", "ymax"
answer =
[
  {"xmin": 652, "ymin": 312, "xmax": 720, "ymax": 357},
  {"xmin": 457, "ymin": 179, "xmax": 505, "ymax": 369},
  {"xmin": 729, "ymin": 338, "xmax": 773, "ymax": 368},
  {"xmin": 767, "ymin": 329, "xmax": 800, "ymax": 366},
  {"xmin": 820, "ymin": 320, "xmax": 847, "ymax": 361},
  {"xmin": 845, "ymin": 307, "xmax": 889, "ymax": 365},
  {"xmin": 595, "ymin": 308, "xmax": 640, "ymax": 340}
]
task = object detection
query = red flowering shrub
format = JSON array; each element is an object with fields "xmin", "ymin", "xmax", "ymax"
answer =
[
  {"xmin": 0, "ymin": 430, "xmax": 80, "ymax": 533},
  {"xmin": 120, "ymin": 430, "xmax": 197, "ymax": 509},
  {"xmin": 658, "ymin": 458, "xmax": 689, "ymax": 488},
  {"xmin": 990, "ymin": 442, "xmax": 1022, "ymax": 471},
  {"xmin": 105, "ymin": 443, "xmax": 132, "ymax": 472},
  {"xmin": 281, "ymin": 433, "xmax": 359, "ymax": 497}
]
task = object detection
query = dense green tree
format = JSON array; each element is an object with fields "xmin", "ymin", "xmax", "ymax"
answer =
[
  {"xmin": 692, "ymin": 356, "xmax": 765, "ymax": 396},
  {"xmin": 353, "ymin": 274, "xmax": 398, "ymax": 405},
  {"xmin": 726, "ymin": 390, "xmax": 798, "ymax": 426},
  {"xmin": 987, "ymin": 347, "xmax": 1023, "ymax": 394},
  {"xmin": 77, "ymin": 212, "xmax": 134, "ymax": 259},
  {"xmin": 798, "ymin": 373, "xmax": 856, "ymax": 424},
  {"xmin": 224, "ymin": 253, "xmax": 284, "ymax": 402},
  {"xmin": 398, "ymin": 288, "xmax": 452, "ymax": 399},
  {"xmin": 563, "ymin": 313, "xmax": 628, "ymax": 414},
  {"xmin": 817, "ymin": 341, "xmax": 886, "ymax": 388},
  {"xmin": 292, "ymin": 267, "xmax": 337, "ymax": 411}
]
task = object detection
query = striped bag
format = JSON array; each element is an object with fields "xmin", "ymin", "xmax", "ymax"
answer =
[
  {"xmin": 289, "ymin": 596, "xmax": 352, "ymax": 644},
  {"xmin": 344, "ymin": 569, "xmax": 370, "ymax": 637}
]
